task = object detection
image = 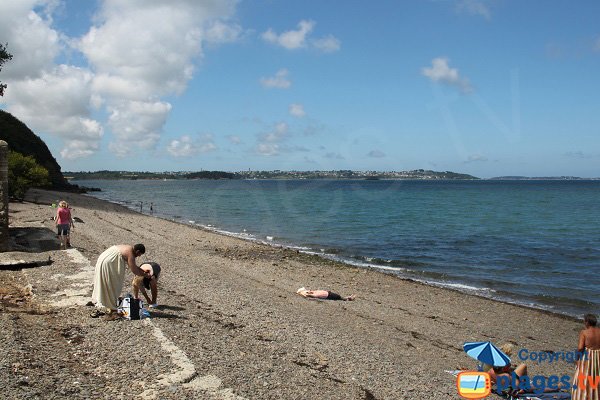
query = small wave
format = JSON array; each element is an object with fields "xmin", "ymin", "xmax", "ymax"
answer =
[
  {"xmin": 350, "ymin": 255, "xmax": 430, "ymax": 269},
  {"xmin": 198, "ymin": 224, "xmax": 258, "ymax": 241},
  {"xmin": 302, "ymin": 252, "xmax": 410, "ymax": 273},
  {"xmin": 285, "ymin": 244, "xmax": 312, "ymax": 251},
  {"xmin": 430, "ymin": 281, "xmax": 496, "ymax": 293}
]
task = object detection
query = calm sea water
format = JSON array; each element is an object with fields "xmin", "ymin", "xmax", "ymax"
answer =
[{"xmin": 75, "ymin": 179, "xmax": 600, "ymax": 317}]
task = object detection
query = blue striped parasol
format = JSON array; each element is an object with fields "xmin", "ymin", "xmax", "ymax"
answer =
[{"xmin": 463, "ymin": 341, "xmax": 511, "ymax": 367}]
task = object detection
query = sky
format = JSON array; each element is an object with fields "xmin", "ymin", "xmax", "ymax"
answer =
[{"xmin": 0, "ymin": 0, "xmax": 599, "ymax": 178}]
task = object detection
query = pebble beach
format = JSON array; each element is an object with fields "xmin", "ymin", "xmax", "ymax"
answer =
[{"xmin": 0, "ymin": 188, "xmax": 585, "ymax": 399}]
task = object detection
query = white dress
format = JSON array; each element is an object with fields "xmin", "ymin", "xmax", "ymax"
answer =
[
  {"xmin": 572, "ymin": 348, "xmax": 600, "ymax": 400},
  {"xmin": 91, "ymin": 246, "xmax": 127, "ymax": 310}
]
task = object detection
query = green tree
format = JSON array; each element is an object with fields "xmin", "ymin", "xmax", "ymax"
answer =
[
  {"xmin": 8, "ymin": 151, "xmax": 50, "ymax": 201},
  {"xmin": 0, "ymin": 43, "xmax": 13, "ymax": 96}
]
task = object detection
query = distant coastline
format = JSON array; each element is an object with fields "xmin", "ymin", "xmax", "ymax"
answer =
[
  {"xmin": 65, "ymin": 169, "xmax": 478, "ymax": 181},
  {"xmin": 65, "ymin": 169, "xmax": 599, "ymax": 181}
]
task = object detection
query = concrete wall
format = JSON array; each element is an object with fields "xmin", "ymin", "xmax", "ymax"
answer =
[{"xmin": 0, "ymin": 140, "xmax": 8, "ymax": 251}]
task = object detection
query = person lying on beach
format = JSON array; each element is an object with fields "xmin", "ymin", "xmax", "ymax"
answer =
[
  {"xmin": 296, "ymin": 287, "xmax": 355, "ymax": 301},
  {"xmin": 483, "ymin": 343, "xmax": 566, "ymax": 395},
  {"xmin": 480, "ymin": 343, "xmax": 521, "ymax": 382},
  {"xmin": 132, "ymin": 262, "xmax": 161, "ymax": 308}
]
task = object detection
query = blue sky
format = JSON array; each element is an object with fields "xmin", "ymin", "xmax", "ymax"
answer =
[{"xmin": 0, "ymin": 0, "xmax": 599, "ymax": 178}]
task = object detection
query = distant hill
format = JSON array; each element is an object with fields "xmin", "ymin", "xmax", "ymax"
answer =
[
  {"xmin": 66, "ymin": 169, "xmax": 479, "ymax": 180},
  {"xmin": 66, "ymin": 170, "xmax": 237, "ymax": 180},
  {"xmin": 0, "ymin": 110, "xmax": 73, "ymax": 189}
]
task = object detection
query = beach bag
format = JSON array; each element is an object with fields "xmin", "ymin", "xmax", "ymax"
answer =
[{"xmin": 117, "ymin": 294, "xmax": 146, "ymax": 320}]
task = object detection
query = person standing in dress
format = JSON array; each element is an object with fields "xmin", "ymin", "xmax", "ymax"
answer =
[
  {"xmin": 91, "ymin": 244, "xmax": 149, "ymax": 313},
  {"xmin": 572, "ymin": 313, "xmax": 600, "ymax": 400}
]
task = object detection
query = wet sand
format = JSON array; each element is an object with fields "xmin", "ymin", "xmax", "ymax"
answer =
[{"xmin": 0, "ymin": 188, "xmax": 584, "ymax": 399}]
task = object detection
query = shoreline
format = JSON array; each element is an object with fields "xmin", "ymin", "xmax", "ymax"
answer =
[
  {"xmin": 83, "ymin": 190, "xmax": 585, "ymax": 322},
  {"xmin": 0, "ymin": 188, "xmax": 585, "ymax": 399}
]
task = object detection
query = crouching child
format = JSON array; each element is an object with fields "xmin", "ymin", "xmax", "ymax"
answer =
[{"xmin": 133, "ymin": 262, "xmax": 161, "ymax": 308}]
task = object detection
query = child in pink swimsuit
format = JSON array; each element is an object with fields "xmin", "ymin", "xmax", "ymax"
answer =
[{"xmin": 55, "ymin": 200, "xmax": 74, "ymax": 249}]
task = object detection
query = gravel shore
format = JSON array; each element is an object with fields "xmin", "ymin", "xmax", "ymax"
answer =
[{"xmin": 0, "ymin": 188, "xmax": 583, "ymax": 399}]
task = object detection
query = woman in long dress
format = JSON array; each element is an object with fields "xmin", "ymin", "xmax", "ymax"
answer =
[
  {"xmin": 572, "ymin": 313, "xmax": 600, "ymax": 400},
  {"xmin": 92, "ymin": 244, "xmax": 148, "ymax": 312}
]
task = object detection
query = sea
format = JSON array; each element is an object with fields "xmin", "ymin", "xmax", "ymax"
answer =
[{"xmin": 74, "ymin": 179, "xmax": 600, "ymax": 318}]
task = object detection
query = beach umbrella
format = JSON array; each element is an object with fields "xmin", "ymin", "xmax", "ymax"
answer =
[{"xmin": 463, "ymin": 341, "xmax": 511, "ymax": 367}]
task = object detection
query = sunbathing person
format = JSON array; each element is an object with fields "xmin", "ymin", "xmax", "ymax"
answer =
[
  {"xmin": 485, "ymin": 343, "xmax": 567, "ymax": 395},
  {"xmin": 296, "ymin": 287, "xmax": 355, "ymax": 301},
  {"xmin": 481, "ymin": 344, "xmax": 527, "ymax": 385}
]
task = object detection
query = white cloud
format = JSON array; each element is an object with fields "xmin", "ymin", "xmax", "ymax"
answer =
[
  {"xmin": 260, "ymin": 68, "xmax": 291, "ymax": 89},
  {"xmin": 0, "ymin": 1, "xmax": 103, "ymax": 161},
  {"xmin": 198, "ymin": 134, "xmax": 218, "ymax": 153},
  {"xmin": 205, "ymin": 20, "xmax": 242, "ymax": 44},
  {"xmin": 313, "ymin": 35, "xmax": 341, "ymax": 53},
  {"xmin": 61, "ymin": 139, "xmax": 100, "ymax": 160},
  {"xmin": 262, "ymin": 20, "xmax": 340, "ymax": 53},
  {"xmin": 167, "ymin": 134, "xmax": 216, "ymax": 157},
  {"xmin": 0, "ymin": 1, "xmax": 60, "ymax": 80},
  {"xmin": 256, "ymin": 143, "xmax": 280, "ymax": 156},
  {"xmin": 368, "ymin": 150, "xmax": 386, "ymax": 158},
  {"xmin": 3, "ymin": 64, "xmax": 103, "ymax": 160},
  {"xmin": 77, "ymin": 2, "xmax": 221, "ymax": 99},
  {"xmin": 289, "ymin": 103, "xmax": 305, "ymax": 117},
  {"xmin": 255, "ymin": 122, "xmax": 289, "ymax": 156},
  {"xmin": 107, "ymin": 100, "xmax": 171, "ymax": 156},
  {"xmin": 456, "ymin": 0, "xmax": 491, "ymax": 20},
  {"xmin": 226, "ymin": 135, "xmax": 241, "ymax": 144},
  {"xmin": 261, "ymin": 122, "xmax": 288, "ymax": 142},
  {"xmin": 262, "ymin": 20, "xmax": 314, "ymax": 49},
  {"xmin": 421, "ymin": 57, "xmax": 473, "ymax": 94},
  {"xmin": 0, "ymin": 0, "xmax": 239, "ymax": 160}
]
